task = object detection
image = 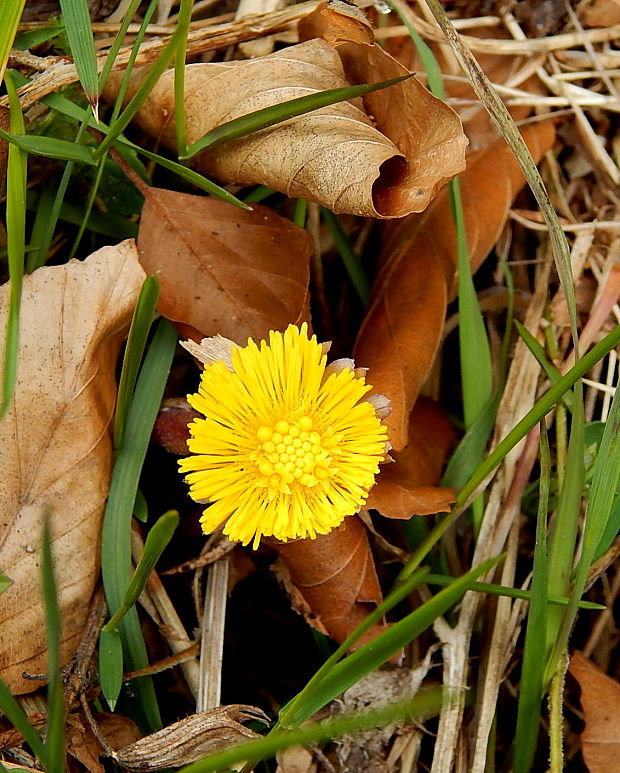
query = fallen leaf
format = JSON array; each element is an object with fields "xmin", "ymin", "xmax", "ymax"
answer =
[
  {"xmin": 581, "ymin": 0, "xmax": 620, "ymax": 27},
  {"xmin": 114, "ymin": 705, "xmax": 267, "ymax": 770},
  {"xmin": 276, "ymin": 746, "xmax": 317, "ymax": 773},
  {"xmin": 355, "ymin": 120, "xmax": 556, "ymax": 450},
  {"xmin": 110, "ymin": 37, "xmax": 466, "ymax": 218},
  {"xmin": 274, "ymin": 515, "xmax": 388, "ymax": 645},
  {"xmin": 0, "ymin": 241, "xmax": 146, "ymax": 693},
  {"xmin": 367, "ymin": 397, "xmax": 456, "ymax": 518},
  {"xmin": 137, "ymin": 193, "xmax": 312, "ymax": 343},
  {"xmin": 569, "ymin": 651, "xmax": 620, "ymax": 772},
  {"xmin": 67, "ymin": 712, "xmax": 142, "ymax": 773}
]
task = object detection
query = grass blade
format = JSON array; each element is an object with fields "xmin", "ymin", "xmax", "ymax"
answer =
[
  {"xmin": 280, "ymin": 555, "xmax": 503, "ymax": 727},
  {"xmin": 180, "ymin": 691, "xmax": 443, "ymax": 773},
  {"xmin": 101, "ymin": 319, "xmax": 177, "ymax": 730},
  {"xmin": 101, "ymin": 510, "xmax": 179, "ymax": 706},
  {"xmin": 59, "ymin": 0, "xmax": 99, "ymax": 116},
  {"xmin": 0, "ymin": 0, "xmax": 26, "ymax": 85},
  {"xmin": 401, "ymin": 324, "xmax": 620, "ymax": 579},
  {"xmin": 114, "ymin": 276, "xmax": 159, "ymax": 447},
  {"xmin": 104, "ymin": 510, "xmax": 179, "ymax": 633},
  {"xmin": 513, "ymin": 423, "xmax": 551, "ymax": 772},
  {"xmin": 0, "ymin": 680, "xmax": 45, "ymax": 762},
  {"xmin": 40, "ymin": 516, "xmax": 65, "ymax": 773},
  {"xmin": 0, "ymin": 129, "xmax": 96, "ymax": 164},
  {"xmin": 181, "ymin": 75, "xmax": 412, "ymax": 159},
  {"xmin": 174, "ymin": 0, "xmax": 194, "ymax": 155},
  {"xmin": 0, "ymin": 72, "xmax": 27, "ymax": 419},
  {"xmin": 321, "ymin": 208, "xmax": 371, "ymax": 306}
]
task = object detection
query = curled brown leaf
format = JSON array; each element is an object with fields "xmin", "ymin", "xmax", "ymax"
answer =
[{"xmin": 355, "ymin": 120, "xmax": 556, "ymax": 450}]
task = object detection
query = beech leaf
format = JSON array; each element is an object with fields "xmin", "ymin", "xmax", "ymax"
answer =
[
  {"xmin": 111, "ymin": 37, "xmax": 466, "ymax": 218},
  {"xmin": 0, "ymin": 241, "xmax": 146, "ymax": 693},
  {"xmin": 355, "ymin": 121, "xmax": 556, "ymax": 450},
  {"xmin": 368, "ymin": 397, "xmax": 456, "ymax": 518},
  {"xmin": 274, "ymin": 516, "xmax": 388, "ymax": 646},
  {"xmin": 137, "ymin": 193, "xmax": 312, "ymax": 343},
  {"xmin": 569, "ymin": 651, "xmax": 620, "ymax": 772}
]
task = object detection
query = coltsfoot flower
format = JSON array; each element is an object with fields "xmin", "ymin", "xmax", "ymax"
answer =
[{"xmin": 179, "ymin": 324, "xmax": 388, "ymax": 548}]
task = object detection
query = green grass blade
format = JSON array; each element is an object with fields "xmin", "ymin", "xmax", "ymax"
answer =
[
  {"xmin": 114, "ymin": 277, "xmax": 160, "ymax": 447},
  {"xmin": 174, "ymin": 0, "xmax": 193, "ymax": 155},
  {"xmin": 401, "ymin": 324, "xmax": 620, "ymax": 579},
  {"xmin": 0, "ymin": 571, "xmax": 12, "ymax": 594},
  {"xmin": 293, "ymin": 198, "xmax": 307, "ymax": 227},
  {"xmin": 100, "ymin": 510, "xmax": 179, "ymax": 706},
  {"xmin": 104, "ymin": 510, "xmax": 179, "ymax": 633},
  {"xmin": 321, "ymin": 208, "xmax": 371, "ymax": 306},
  {"xmin": 26, "ymin": 190, "xmax": 138, "ymax": 239},
  {"xmin": 181, "ymin": 691, "xmax": 443, "ymax": 773},
  {"xmin": 243, "ymin": 185, "xmax": 277, "ymax": 204},
  {"xmin": 279, "ymin": 568, "xmax": 431, "ymax": 729},
  {"xmin": 513, "ymin": 423, "xmax": 551, "ymax": 772},
  {"xmin": 59, "ymin": 0, "xmax": 99, "ymax": 115},
  {"xmin": 544, "ymin": 383, "xmax": 585, "ymax": 677},
  {"xmin": 14, "ymin": 26, "xmax": 63, "ymax": 51},
  {"xmin": 421, "ymin": 0, "xmax": 578, "ymax": 351},
  {"xmin": 99, "ymin": 627, "xmax": 123, "ymax": 710},
  {"xmin": 423, "ymin": 574, "xmax": 603, "ymax": 610},
  {"xmin": 0, "ymin": 0, "xmax": 26, "ymax": 85},
  {"xmin": 40, "ymin": 517, "xmax": 65, "ymax": 773},
  {"xmin": 547, "ymin": 369, "xmax": 620, "ymax": 682},
  {"xmin": 181, "ymin": 75, "xmax": 412, "ymax": 159},
  {"xmin": 0, "ymin": 680, "xmax": 46, "ymax": 762},
  {"xmin": 97, "ymin": 0, "xmax": 143, "ymax": 89},
  {"xmin": 95, "ymin": 32, "xmax": 181, "ymax": 158},
  {"xmin": 0, "ymin": 129, "xmax": 97, "ymax": 164},
  {"xmin": 0, "ymin": 72, "xmax": 27, "ymax": 420},
  {"xmin": 281, "ymin": 555, "xmax": 503, "ymax": 727},
  {"xmin": 101, "ymin": 319, "xmax": 177, "ymax": 730}
]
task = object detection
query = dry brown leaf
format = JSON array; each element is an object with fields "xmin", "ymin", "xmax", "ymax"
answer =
[
  {"xmin": 367, "ymin": 397, "xmax": 456, "ymax": 518},
  {"xmin": 111, "ymin": 37, "xmax": 466, "ymax": 218},
  {"xmin": 276, "ymin": 746, "xmax": 317, "ymax": 773},
  {"xmin": 569, "ymin": 651, "xmax": 620, "ymax": 772},
  {"xmin": 355, "ymin": 121, "xmax": 556, "ymax": 450},
  {"xmin": 137, "ymin": 192, "xmax": 312, "ymax": 343},
  {"xmin": 581, "ymin": 0, "xmax": 620, "ymax": 27},
  {"xmin": 274, "ymin": 515, "xmax": 388, "ymax": 645},
  {"xmin": 67, "ymin": 712, "xmax": 141, "ymax": 773},
  {"xmin": 0, "ymin": 241, "xmax": 146, "ymax": 694},
  {"xmin": 113, "ymin": 705, "xmax": 267, "ymax": 770}
]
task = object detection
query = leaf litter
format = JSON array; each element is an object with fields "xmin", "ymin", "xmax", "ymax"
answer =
[{"xmin": 1, "ymin": 0, "xmax": 620, "ymax": 772}]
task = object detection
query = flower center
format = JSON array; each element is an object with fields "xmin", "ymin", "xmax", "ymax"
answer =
[{"xmin": 253, "ymin": 415, "xmax": 334, "ymax": 492}]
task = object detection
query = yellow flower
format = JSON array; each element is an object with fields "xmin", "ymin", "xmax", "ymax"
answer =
[{"xmin": 179, "ymin": 323, "xmax": 388, "ymax": 548}]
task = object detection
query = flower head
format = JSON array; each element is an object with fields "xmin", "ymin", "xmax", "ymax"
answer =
[{"xmin": 179, "ymin": 324, "xmax": 388, "ymax": 548}]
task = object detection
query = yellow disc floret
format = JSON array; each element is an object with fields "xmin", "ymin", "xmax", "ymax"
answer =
[{"xmin": 179, "ymin": 323, "xmax": 388, "ymax": 548}]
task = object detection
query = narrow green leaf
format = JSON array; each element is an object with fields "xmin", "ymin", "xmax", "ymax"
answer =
[
  {"xmin": 293, "ymin": 199, "xmax": 308, "ymax": 227},
  {"xmin": 442, "ymin": 393, "xmax": 499, "ymax": 489},
  {"xmin": 14, "ymin": 26, "xmax": 63, "ymax": 51},
  {"xmin": 0, "ymin": 570, "xmax": 13, "ymax": 594},
  {"xmin": 181, "ymin": 74, "xmax": 412, "ymax": 159},
  {"xmin": 0, "ymin": 0, "xmax": 26, "ymax": 84},
  {"xmin": 101, "ymin": 319, "xmax": 177, "ymax": 731},
  {"xmin": 401, "ymin": 324, "xmax": 620, "ymax": 580},
  {"xmin": 421, "ymin": 0, "xmax": 579, "ymax": 351},
  {"xmin": 181, "ymin": 691, "xmax": 444, "ymax": 773},
  {"xmin": 0, "ymin": 680, "xmax": 46, "ymax": 762},
  {"xmin": 321, "ymin": 208, "xmax": 371, "ymax": 306},
  {"xmin": 174, "ymin": 0, "xmax": 194, "ymax": 155},
  {"xmin": 279, "ymin": 568, "xmax": 431, "ymax": 729},
  {"xmin": 59, "ymin": 0, "xmax": 99, "ymax": 114},
  {"xmin": 104, "ymin": 510, "xmax": 179, "ymax": 633},
  {"xmin": 133, "ymin": 489, "xmax": 149, "ymax": 524},
  {"xmin": 114, "ymin": 277, "xmax": 160, "ymax": 447},
  {"xmin": 99, "ymin": 626, "xmax": 124, "ymax": 710},
  {"xmin": 547, "ymin": 369, "xmax": 620, "ymax": 682},
  {"xmin": 424, "ymin": 574, "xmax": 603, "ymax": 610},
  {"xmin": 1, "ymin": 72, "xmax": 27, "ymax": 420},
  {"xmin": 0, "ymin": 129, "xmax": 97, "ymax": 164},
  {"xmin": 513, "ymin": 423, "xmax": 551, "ymax": 772},
  {"xmin": 281, "ymin": 555, "xmax": 503, "ymax": 727},
  {"xmin": 40, "ymin": 517, "xmax": 65, "ymax": 773},
  {"xmin": 544, "ymin": 383, "xmax": 585, "ymax": 677}
]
